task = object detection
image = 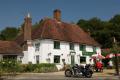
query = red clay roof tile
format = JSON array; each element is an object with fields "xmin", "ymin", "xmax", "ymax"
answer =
[
  {"xmin": 15, "ymin": 18, "xmax": 100, "ymax": 46},
  {"xmin": 0, "ymin": 40, "xmax": 22, "ymax": 54}
]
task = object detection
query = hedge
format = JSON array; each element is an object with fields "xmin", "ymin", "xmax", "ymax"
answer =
[{"xmin": 0, "ymin": 59, "xmax": 58, "ymax": 73}]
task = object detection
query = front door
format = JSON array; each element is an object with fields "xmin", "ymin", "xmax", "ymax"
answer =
[{"xmin": 71, "ymin": 55, "xmax": 75, "ymax": 66}]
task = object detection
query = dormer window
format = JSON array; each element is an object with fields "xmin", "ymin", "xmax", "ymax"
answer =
[
  {"xmin": 54, "ymin": 41, "xmax": 60, "ymax": 49},
  {"xmin": 35, "ymin": 43, "xmax": 40, "ymax": 51},
  {"xmin": 69, "ymin": 43, "xmax": 74, "ymax": 50}
]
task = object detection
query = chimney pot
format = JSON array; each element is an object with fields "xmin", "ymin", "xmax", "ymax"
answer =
[
  {"xmin": 53, "ymin": 9, "xmax": 61, "ymax": 21},
  {"xmin": 27, "ymin": 13, "xmax": 31, "ymax": 18}
]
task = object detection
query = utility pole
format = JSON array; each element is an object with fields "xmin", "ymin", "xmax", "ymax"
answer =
[{"xmin": 113, "ymin": 37, "xmax": 119, "ymax": 76}]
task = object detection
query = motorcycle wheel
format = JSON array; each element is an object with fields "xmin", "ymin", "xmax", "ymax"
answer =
[
  {"xmin": 85, "ymin": 72, "xmax": 92, "ymax": 78},
  {"xmin": 65, "ymin": 69, "xmax": 72, "ymax": 77}
]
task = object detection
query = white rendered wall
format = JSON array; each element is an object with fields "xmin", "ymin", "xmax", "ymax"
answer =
[
  {"xmin": 39, "ymin": 40, "xmax": 70, "ymax": 70},
  {"xmin": 86, "ymin": 45, "xmax": 93, "ymax": 52},
  {"xmin": 22, "ymin": 51, "xmax": 28, "ymax": 64},
  {"xmin": 22, "ymin": 39, "xmax": 101, "ymax": 69},
  {"xmin": 33, "ymin": 39, "xmax": 99, "ymax": 65},
  {"xmin": 27, "ymin": 46, "xmax": 35, "ymax": 63}
]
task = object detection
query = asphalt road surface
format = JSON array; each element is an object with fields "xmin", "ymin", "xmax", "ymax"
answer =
[
  {"xmin": 5, "ymin": 75, "xmax": 119, "ymax": 80},
  {"xmin": 2, "ymin": 71, "xmax": 120, "ymax": 80}
]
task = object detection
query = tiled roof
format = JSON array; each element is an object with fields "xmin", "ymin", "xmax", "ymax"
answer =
[
  {"xmin": 0, "ymin": 40, "xmax": 22, "ymax": 54},
  {"xmin": 15, "ymin": 18, "xmax": 101, "ymax": 46}
]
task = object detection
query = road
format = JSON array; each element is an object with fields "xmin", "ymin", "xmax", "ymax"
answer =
[
  {"xmin": 5, "ymin": 75, "xmax": 120, "ymax": 80},
  {"xmin": 3, "ymin": 70, "xmax": 119, "ymax": 80}
]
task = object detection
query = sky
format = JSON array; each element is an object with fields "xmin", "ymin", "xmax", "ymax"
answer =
[{"xmin": 0, "ymin": 0, "xmax": 120, "ymax": 30}]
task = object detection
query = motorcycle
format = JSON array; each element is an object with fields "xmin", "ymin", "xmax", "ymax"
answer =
[{"xmin": 65, "ymin": 64, "xmax": 93, "ymax": 78}]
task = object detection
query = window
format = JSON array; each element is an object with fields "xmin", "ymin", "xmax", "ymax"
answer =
[
  {"xmin": 80, "ymin": 56, "xmax": 86, "ymax": 63},
  {"xmin": 69, "ymin": 43, "xmax": 74, "ymax": 50},
  {"xmin": 79, "ymin": 45, "xmax": 85, "ymax": 51},
  {"xmin": 35, "ymin": 43, "xmax": 40, "ymax": 51},
  {"xmin": 54, "ymin": 41, "xmax": 60, "ymax": 49},
  {"xmin": 3, "ymin": 55, "xmax": 17, "ymax": 60},
  {"xmin": 54, "ymin": 55, "xmax": 60, "ymax": 63}
]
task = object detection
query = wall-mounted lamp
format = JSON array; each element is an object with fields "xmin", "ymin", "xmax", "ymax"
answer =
[
  {"xmin": 48, "ymin": 52, "xmax": 52, "ymax": 56},
  {"xmin": 67, "ymin": 54, "xmax": 70, "ymax": 56}
]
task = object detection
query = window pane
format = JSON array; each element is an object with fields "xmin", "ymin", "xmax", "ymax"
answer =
[
  {"xmin": 35, "ymin": 43, "xmax": 40, "ymax": 51},
  {"xmin": 70, "ymin": 43, "xmax": 74, "ymax": 50},
  {"xmin": 80, "ymin": 45, "xmax": 85, "ymax": 51},
  {"xmin": 54, "ymin": 41, "xmax": 60, "ymax": 49},
  {"xmin": 80, "ymin": 56, "xmax": 86, "ymax": 63},
  {"xmin": 54, "ymin": 55, "xmax": 60, "ymax": 63}
]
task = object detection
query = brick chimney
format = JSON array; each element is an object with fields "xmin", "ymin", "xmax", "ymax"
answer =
[
  {"xmin": 53, "ymin": 9, "xmax": 61, "ymax": 21},
  {"xmin": 24, "ymin": 13, "xmax": 32, "ymax": 41}
]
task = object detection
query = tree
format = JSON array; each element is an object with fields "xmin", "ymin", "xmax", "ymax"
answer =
[
  {"xmin": 0, "ymin": 27, "xmax": 19, "ymax": 40},
  {"xmin": 77, "ymin": 15, "xmax": 120, "ymax": 48},
  {"xmin": 77, "ymin": 19, "xmax": 89, "ymax": 32},
  {"xmin": 109, "ymin": 14, "xmax": 120, "ymax": 46},
  {"xmin": 109, "ymin": 14, "xmax": 120, "ymax": 25},
  {"xmin": 110, "ymin": 38, "xmax": 120, "ymax": 75},
  {"xmin": 91, "ymin": 30, "xmax": 113, "ymax": 48}
]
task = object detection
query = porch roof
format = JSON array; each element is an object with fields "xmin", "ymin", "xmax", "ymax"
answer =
[{"xmin": 0, "ymin": 40, "xmax": 22, "ymax": 55}]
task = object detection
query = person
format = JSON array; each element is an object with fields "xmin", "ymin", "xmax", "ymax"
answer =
[
  {"xmin": 108, "ymin": 60, "xmax": 113, "ymax": 69},
  {"xmin": 89, "ymin": 59, "xmax": 93, "ymax": 65},
  {"xmin": 89, "ymin": 59, "xmax": 94, "ymax": 72},
  {"xmin": 62, "ymin": 59, "xmax": 66, "ymax": 70},
  {"xmin": 95, "ymin": 60, "xmax": 103, "ymax": 72}
]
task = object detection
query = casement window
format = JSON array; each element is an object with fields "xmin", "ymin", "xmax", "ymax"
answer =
[
  {"xmin": 69, "ymin": 43, "xmax": 74, "ymax": 50},
  {"xmin": 35, "ymin": 43, "xmax": 40, "ymax": 51},
  {"xmin": 54, "ymin": 41, "xmax": 60, "ymax": 49},
  {"xmin": 80, "ymin": 56, "xmax": 86, "ymax": 63},
  {"xmin": 54, "ymin": 55, "xmax": 60, "ymax": 63},
  {"xmin": 79, "ymin": 45, "xmax": 86, "ymax": 51}
]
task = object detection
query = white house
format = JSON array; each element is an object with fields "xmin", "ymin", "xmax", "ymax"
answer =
[
  {"xmin": 0, "ymin": 9, "xmax": 101, "ymax": 70},
  {"xmin": 15, "ymin": 9, "xmax": 101, "ymax": 69}
]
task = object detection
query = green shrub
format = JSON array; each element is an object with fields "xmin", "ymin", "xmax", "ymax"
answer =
[
  {"xmin": 24, "ymin": 63, "xmax": 36, "ymax": 72},
  {"xmin": 20, "ymin": 63, "xmax": 58, "ymax": 73},
  {"xmin": 33, "ymin": 63, "xmax": 58, "ymax": 73},
  {"xmin": 0, "ymin": 68, "xmax": 3, "ymax": 77},
  {"xmin": 0, "ymin": 59, "xmax": 58, "ymax": 73},
  {"xmin": 0, "ymin": 59, "xmax": 21, "ymax": 73}
]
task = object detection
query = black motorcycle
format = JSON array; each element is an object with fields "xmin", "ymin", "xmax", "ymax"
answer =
[{"xmin": 65, "ymin": 64, "xmax": 93, "ymax": 78}]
